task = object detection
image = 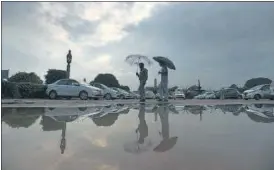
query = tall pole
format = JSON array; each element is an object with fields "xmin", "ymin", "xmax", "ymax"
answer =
[{"xmin": 66, "ymin": 50, "xmax": 72, "ymax": 79}]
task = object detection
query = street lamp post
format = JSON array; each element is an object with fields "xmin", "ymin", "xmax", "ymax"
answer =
[{"xmin": 66, "ymin": 50, "xmax": 72, "ymax": 79}]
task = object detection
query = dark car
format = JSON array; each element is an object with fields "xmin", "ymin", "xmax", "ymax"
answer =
[{"xmin": 215, "ymin": 88, "xmax": 242, "ymax": 99}]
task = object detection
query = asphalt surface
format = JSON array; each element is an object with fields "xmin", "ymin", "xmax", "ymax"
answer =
[{"xmin": 2, "ymin": 98, "xmax": 274, "ymax": 108}]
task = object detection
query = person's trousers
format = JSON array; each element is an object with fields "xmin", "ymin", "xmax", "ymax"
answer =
[
  {"xmin": 139, "ymin": 81, "xmax": 146, "ymax": 100},
  {"xmin": 159, "ymin": 79, "xmax": 168, "ymax": 100}
]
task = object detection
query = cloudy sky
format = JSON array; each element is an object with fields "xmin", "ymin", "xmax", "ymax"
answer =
[{"xmin": 2, "ymin": 2, "xmax": 274, "ymax": 90}]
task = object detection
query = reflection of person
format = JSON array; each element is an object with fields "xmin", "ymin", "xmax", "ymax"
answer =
[
  {"xmin": 154, "ymin": 104, "xmax": 178, "ymax": 152},
  {"xmin": 136, "ymin": 63, "xmax": 148, "ymax": 102},
  {"xmin": 60, "ymin": 122, "xmax": 66, "ymax": 154},
  {"xmin": 158, "ymin": 63, "xmax": 168, "ymax": 101},
  {"xmin": 136, "ymin": 104, "xmax": 148, "ymax": 144},
  {"xmin": 158, "ymin": 104, "xmax": 170, "ymax": 139}
]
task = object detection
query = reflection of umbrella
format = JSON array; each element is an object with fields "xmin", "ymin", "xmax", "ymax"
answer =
[
  {"xmin": 92, "ymin": 113, "xmax": 119, "ymax": 127},
  {"xmin": 124, "ymin": 140, "xmax": 152, "ymax": 154},
  {"xmin": 153, "ymin": 56, "xmax": 176, "ymax": 70},
  {"xmin": 125, "ymin": 54, "xmax": 152, "ymax": 72},
  {"xmin": 153, "ymin": 136, "xmax": 178, "ymax": 152}
]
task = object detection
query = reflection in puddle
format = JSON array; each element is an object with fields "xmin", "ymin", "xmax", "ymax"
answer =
[{"xmin": 2, "ymin": 103, "xmax": 274, "ymax": 170}]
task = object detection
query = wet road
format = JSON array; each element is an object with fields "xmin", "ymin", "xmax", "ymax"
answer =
[
  {"xmin": 2, "ymin": 99, "xmax": 274, "ymax": 108},
  {"xmin": 2, "ymin": 103, "xmax": 274, "ymax": 170}
]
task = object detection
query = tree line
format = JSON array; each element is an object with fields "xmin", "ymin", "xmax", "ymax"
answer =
[{"xmin": 7, "ymin": 69, "xmax": 130, "ymax": 91}]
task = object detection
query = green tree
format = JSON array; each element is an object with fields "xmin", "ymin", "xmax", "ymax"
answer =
[
  {"xmin": 45, "ymin": 69, "xmax": 67, "ymax": 84},
  {"xmin": 91, "ymin": 73, "xmax": 120, "ymax": 87},
  {"xmin": 244, "ymin": 77, "xmax": 272, "ymax": 89},
  {"xmin": 9, "ymin": 72, "xmax": 43, "ymax": 84}
]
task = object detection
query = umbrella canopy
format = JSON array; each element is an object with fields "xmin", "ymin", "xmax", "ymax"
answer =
[
  {"xmin": 125, "ymin": 54, "xmax": 153, "ymax": 66},
  {"xmin": 153, "ymin": 56, "xmax": 176, "ymax": 70},
  {"xmin": 153, "ymin": 136, "xmax": 178, "ymax": 152}
]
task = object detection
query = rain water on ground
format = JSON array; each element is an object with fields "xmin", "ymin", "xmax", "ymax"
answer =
[{"xmin": 2, "ymin": 103, "xmax": 274, "ymax": 170}]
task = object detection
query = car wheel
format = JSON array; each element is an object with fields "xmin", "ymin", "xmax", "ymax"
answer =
[
  {"xmin": 238, "ymin": 95, "xmax": 243, "ymax": 99},
  {"xmin": 49, "ymin": 90, "xmax": 57, "ymax": 99},
  {"xmin": 104, "ymin": 93, "xmax": 112, "ymax": 100},
  {"xmin": 79, "ymin": 91, "xmax": 88, "ymax": 100},
  {"xmin": 254, "ymin": 94, "xmax": 261, "ymax": 100}
]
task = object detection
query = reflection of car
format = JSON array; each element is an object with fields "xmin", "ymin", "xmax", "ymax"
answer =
[
  {"xmin": 145, "ymin": 91, "xmax": 155, "ymax": 99},
  {"xmin": 173, "ymin": 89, "xmax": 185, "ymax": 99},
  {"xmin": 215, "ymin": 88, "xmax": 242, "ymax": 99},
  {"xmin": 243, "ymin": 84, "xmax": 274, "ymax": 100},
  {"xmin": 111, "ymin": 87, "xmax": 132, "ymax": 99},
  {"xmin": 44, "ymin": 107, "xmax": 98, "ymax": 122},
  {"xmin": 243, "ymin": 104, "xmax": 274, "ymax": 123},
  {"xmin": 244, "ymin": 104, "xmax": 274, "ymax": 118},
  {"xmin": 90, "ymin": 83, "xmax": 118, "ymax": 100},
  {"xmin": 46, "ymin": 79, "xmax": 103, "ymax": 100}
]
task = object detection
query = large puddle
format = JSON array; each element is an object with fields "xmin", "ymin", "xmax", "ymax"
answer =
[{"xmin": 2, "ymin": 103, "xmax": 274, "ymax": 170}]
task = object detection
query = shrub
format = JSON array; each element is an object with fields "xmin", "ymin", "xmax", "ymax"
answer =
[
  {"xmin": 17, "ymin": 83, "xmax": 47, "ymax": 98},
  {"xmin": 2, "ymin": 81, "xmax": 47, "ymax": 99}
]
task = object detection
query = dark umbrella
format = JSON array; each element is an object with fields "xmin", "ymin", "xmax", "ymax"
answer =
[
  {"xmin": 153, "ymin": 56, "xmax": 176, "ymax": 70},
  {"xmin": 153, "ymin": 136, "xmax": 178, "ymax": 152}
]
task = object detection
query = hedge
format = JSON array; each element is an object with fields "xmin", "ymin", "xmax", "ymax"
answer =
[{"xmin": 2, "ymin": 81, "xmax": 47, "ymax": 99}]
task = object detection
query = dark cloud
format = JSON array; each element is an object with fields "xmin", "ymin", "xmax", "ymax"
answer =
[{"xmin": 2, "ymin": 2, "xmax": 274, "ymax": 89}]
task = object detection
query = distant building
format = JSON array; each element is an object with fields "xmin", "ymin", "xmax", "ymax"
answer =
[{"xmin": 1, "ymin": 70, "xmax": 9, "ymax": 80}]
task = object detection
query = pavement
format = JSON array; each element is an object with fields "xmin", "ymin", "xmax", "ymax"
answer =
[{"xmin": 2, "ymin": 99, "xmax": 274, "ymax": 108}]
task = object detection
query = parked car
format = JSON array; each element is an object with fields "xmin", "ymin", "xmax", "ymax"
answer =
[
  {"xmin": 90, "ymin": 83, "xmax": 119, "ymax": 100},
  {"xmin": 243, "ymin": 84, "xmax": 274, "ymax": 100},
  {"xmin": 215, "ymin": 88, "xmax": 242, "ymax": 99},
  {"xmin": 195, "ymin": 91, "xmax": 216, "ymax": 99},
  {"xmin": 173, "ymin": 88, "xmax": 185, "ymax": 99},
  {"xmin": 145, "ymin": 90, "xmax": 155, "ymax": 99},
  {"xmin": 130, "ymin": 91, "xmax": 140, "ymax": 99},
  {"xmin": 111, "ymin": 87, "xmax": 132, "ymax": 99},
  {"xmin": 185, "ymin": 89, "xmax": 205, "ymax": 99},
  {"xmin": 46, "ymin": 79, "xmax": 103, "ymax": 100}
]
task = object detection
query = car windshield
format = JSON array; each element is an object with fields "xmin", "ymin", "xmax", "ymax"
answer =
[
  {"xmin": 176, "ymin": 89, "xmax": 183, "ymax": 93},
  {"xmin": 100, "ymin": 84, "xmax": 109, "ymax": 89},
  {"xmin": 250, "ymin": 85, "xmax": 264, "ymax": 90}
]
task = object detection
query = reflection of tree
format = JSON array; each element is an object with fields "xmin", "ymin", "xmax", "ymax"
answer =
[
  {"xmin": 40, "ymin": 116, "xmax": 63, "ymax": 131},
  {"xmin": 92, "ymin": 114, "xmax": 119, "ymax": 127},
  {"xmin": 2, "ymin": 108, "xmax": 44, "ymax": 128}
]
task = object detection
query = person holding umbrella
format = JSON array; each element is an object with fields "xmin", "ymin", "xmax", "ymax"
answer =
[
  {"xmin": 158, "ymin": 62, "xmax": 169, "ymax": 101},
  {"xmin": 153, "ymin": 56, "xmax": 176, "ymax": 102},
  {"xmin": 136, "ymin": 63, "xmax": 148, "ymax": 102}
]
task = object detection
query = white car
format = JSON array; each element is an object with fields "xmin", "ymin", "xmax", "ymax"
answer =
[
  {"xmin": 145, "ymin": 91, "xmax": 155, "ymax": 99},
  {"xmin": 173, "ymin": 88, "xmax": 185, "ymax": 99},
  {"xmin": 194, "ymin": 92, "xmax": 216, "ymax": 99},
  {"xmin": 46, "ymin": 79, "xmax": 103, "ymax": 100},
  {"xmin": 111, "ymin": 87, "xmax": 132, "ymax": 99},
  {"xmin": 243, "ymin": 84, "xmax": 274, "ymax": 100},
  {"xmin": 90, "ymin": 83, "xmax": 119, "ymax": 100}
]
